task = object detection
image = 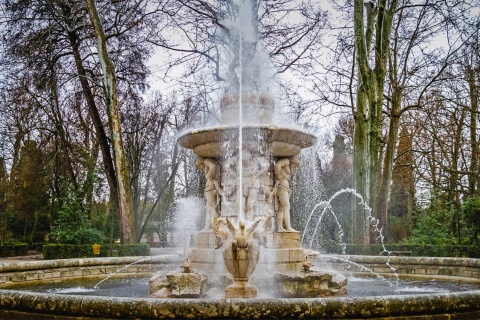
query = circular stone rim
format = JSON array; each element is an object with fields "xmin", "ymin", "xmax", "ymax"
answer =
[{"xmin": 1, "ymin": 256, "xmax": 480, "ymax": 319}]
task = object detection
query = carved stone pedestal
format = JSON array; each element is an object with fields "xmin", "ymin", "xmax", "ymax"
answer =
[
  {"xmin": 268, "ymin": 232, "xmax": 305, "ymax": 273},
  {"xmin": 273, "ymin": 232, "xmax": 301, "ymax": 248},
  {"xmin": 194, "ymin": 230, "xmax": 219, "ymax": 249},
  {"xmin": 225, "ymin": 280, "xmax": 257, "ymax": 298}
]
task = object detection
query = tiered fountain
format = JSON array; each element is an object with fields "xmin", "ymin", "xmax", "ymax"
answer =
[
  {"xmin": 173, "ymin": 87, "xmax": 348, "ymax": 298},
  {"xmin": 156, "ymin": 0, "xmax": 347, "ymax": 299},
  {"xmin": 0, "ymin": 1, "xmax": 480, "ymax": 319}
]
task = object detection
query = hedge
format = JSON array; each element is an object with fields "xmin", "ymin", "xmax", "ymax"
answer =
[
  {"xmin": 43, "ymin": 243, "xmax": 150, "ymax": 260},
  {"xmin": 321, "ymin": 243, "xmax": 480, "ymax": 258},
  {"xmin": 0, "ymin": 243, "xmax": 29, "ymax": 257}
]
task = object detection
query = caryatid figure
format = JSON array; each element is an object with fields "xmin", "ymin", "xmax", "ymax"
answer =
[
  {"xmin": 268, "ymin": 156, "xmax": 300, "ymax": 232},
  {"xmin": 196, "ymin": 157, "xmax": 223, "ymax": 231}
]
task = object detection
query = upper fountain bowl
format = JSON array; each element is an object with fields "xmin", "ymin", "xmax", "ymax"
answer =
[
  {"xmin": 177, "ymin": 125, "xmax": 316, "ymax": 158},
  {"xmin": 220, "ymin": 92, "xmax": 275, "ymax": 125}
]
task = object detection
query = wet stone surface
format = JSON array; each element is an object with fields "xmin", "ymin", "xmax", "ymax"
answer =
[{"xmin": 273, "ymin": 270, "xmax": 347, "ymax": 298}]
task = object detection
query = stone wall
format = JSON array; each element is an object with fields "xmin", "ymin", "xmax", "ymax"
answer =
[
  {"xmin": 317, "ymin": 255, "xmax": 480, "ymax": 282},
  {"xmin": 0, "ymin": 256, "xmax": 181, "ymax": 288}
]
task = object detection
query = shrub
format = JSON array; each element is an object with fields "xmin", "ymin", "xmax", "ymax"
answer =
[
  {"xmin": 321, "ymin": 243, "xmax": 480, "ymax": 258},
  {"xmin": 43, "ymin": 243, "xmax": 150, "ymax": 259},
  {"xmin": 0, "ymin": 243, "xmax": 28, "ymax": 257},
  {"xmin": 50, "ymin": 186, "xmax": 106, "ymax": 245}
]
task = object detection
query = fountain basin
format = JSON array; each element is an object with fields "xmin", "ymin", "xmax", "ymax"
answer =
[
  {"xmin": 1, "ymin": 255, "xmax": 480, "ymax": 319},
  {"xmin": 177, "ymin": 125, "xmax": 316, "ymax": 157}
]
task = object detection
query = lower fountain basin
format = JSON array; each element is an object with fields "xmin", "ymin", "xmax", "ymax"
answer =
[
  {"xmin": 177, "ymin": 125, "xmax": 316, "ymax": 157},
  {"xmin": 1, "ymin": 255, "xmax": 480, "ymax": 319}
]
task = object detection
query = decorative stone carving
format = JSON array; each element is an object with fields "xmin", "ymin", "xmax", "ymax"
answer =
[
  {"xmin": 195, "ymin": 157, "xmax": 223, "ymax": 231},
  {"xmin": 301, "ymin": 256, "xmax": 314, "ymax": 273},
  {"xmin": 241, "ymin": 150, "xmax": 270, "ymax": 220},
  {"xmin": 213, "ymin": 217, "xmax": 263, "ymax": 298},
  {"xmin": 273, "ymin": 270, "xmax": 347, "ymax": 298},
  {"xmin": 182, "ymin": 257, "xmax": 192, "ymax": 273},
  {"xmin": 268, "ymin": 156, "xmax": 300, "ymax": 232},
  {"xmin": 216, "ymin": 154, "xmax": 236, "ymax": 218},
  {"xmin": 220, "ymin": 93, "xmax": 275, "ymax": 125},
  {"xmin": 149, "ymin": 259, "xmax": 208, "ymax": 298}
]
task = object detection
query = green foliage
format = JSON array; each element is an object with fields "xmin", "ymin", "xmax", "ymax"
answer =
[
  {"xmin": 405, "ymin": 195, "xmax": 480, "ymax": 248},
  {"xmin": 50, "ymin": 186, "xmax": 106, "ymax": 245},
  {"xmin": 0, "ymin": 243, "xmax": 28, "ymax": 257},
  {"xmin": 461, "ymin": 196, "xmax": 480, "ymax": 244},
  {"xmin": 406, "ymin": 209, "xmax": 454, "ymax": 246},
  {"xmin": 43, "ymin": 243, "xmax": 150, "ymax": 259},
  {"xmin": 100, "ymin": 243, "xmax": 150, "ymax": 257},
  {"xmin": 8, "ymin": 140, "xmax": 51, "ymax": 243},
  {"xmin": 388, "ymin": 215, "xmax": 413, "ymax": 242}
]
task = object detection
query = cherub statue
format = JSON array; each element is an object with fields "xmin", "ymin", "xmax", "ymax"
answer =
[
  {"xmin": 267, "ymin": 156, "xmax": 300, "ymax": 232},
  {"xmin": 196, "ymin": 157, "xmax": 223, "ymax": 231}
]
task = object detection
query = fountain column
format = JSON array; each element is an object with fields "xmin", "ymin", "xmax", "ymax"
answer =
[{"xmin": 178, "ymin": 92, "xmax": 316, "ymax": 278}]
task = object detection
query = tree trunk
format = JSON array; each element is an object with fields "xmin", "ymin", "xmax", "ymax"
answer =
[
  {"xmin": 467, "ymin": 64, "xmax": 478, "ymax": 195},
  {"xmin": 352, "ymin": 0, "xmax": 398, "ymax": 244},
  {"xmin": 85, "ymin": 0, "xmax": 136, "ymax": 243},
  {"xmin": 158, "ymin": 143, "xmax": 178, "ymax": 245},
  {"xmin": 352, "ymin": 85, "xmax": 369, "ymax": 244},
  {"xmin": 66, "ymin": 27, "xmax": 121, "ymax": 231},
  {"xmin": 375, "ymin": 90, "xmax": 402, "ymax": 236}
]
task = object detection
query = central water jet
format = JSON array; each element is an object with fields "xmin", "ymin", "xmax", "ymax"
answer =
[{"xmin": 173, "ymin": 0, "xmax": 347, "ymax": 299}]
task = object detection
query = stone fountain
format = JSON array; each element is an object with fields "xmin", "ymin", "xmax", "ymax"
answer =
[
  {"xmin": 145, "ymin": 79, "xmax": 349, "ymax": 298},
  {"xmin": 166, "ymin": 0, "xmax": 347, "ymax": 298},
  {"xmin": 174, "ymin": 87, "xmax": 348, "ymax": 298},
  {"xmin": 0, "ymin": 1, "xmax": 480, "ymax": 318}
]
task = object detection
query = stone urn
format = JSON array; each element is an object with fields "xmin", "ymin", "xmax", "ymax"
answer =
[{"xmin": 214, "ymin": 218, "xmax": 263, "ymax": 298}]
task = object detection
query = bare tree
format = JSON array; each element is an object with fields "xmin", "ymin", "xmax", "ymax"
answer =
[
  {"xmin": 0, "ymin": 0, "xmax": 157, "ymax": 243},
  {"xmin": 85, "ymin": 0, "xmax": 135, "ymax": 243}
]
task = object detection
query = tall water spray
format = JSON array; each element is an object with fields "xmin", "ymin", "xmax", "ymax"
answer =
[
  {"xmin": 222, "ymin": 0, "xmax": 271, "ymax": 221},
  {"xmin": 174, "ymin": 197, "xmax": 203, "ymax": 257},
  {"xmin": 177, "ymin": 0, "xmax": 318, "ymax": 298}
]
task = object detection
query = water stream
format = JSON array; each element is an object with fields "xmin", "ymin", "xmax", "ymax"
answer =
[
  {"xmin": 93, "ymin": 256, "xmax": 156, "ymax": 290},
  {"xmin": 238, "ymin": 29, "xmax": 244, "ymax": 221},
  {"xmin": 302, "ymin": 188, "xmax": 399, "ymax": 284}
]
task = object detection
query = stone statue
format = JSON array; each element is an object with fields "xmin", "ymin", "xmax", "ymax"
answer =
[
  {"xmin": 196, "ymin": 157, "xmax": 223, "ymax": 231},
  {"xmin": 221, "ymin": 154, "xmax": 238, "ymax": 212},
  {"xmin": 267, "ymin": 156, "xmax": 300, "ymax": 232},
  {"xmin": 212, "ymin": 217, "xmax": 264, "ymax": 298},
  {"xmin": 242, "ymin": 149, "xmax": 270, "ymax": 220}
]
